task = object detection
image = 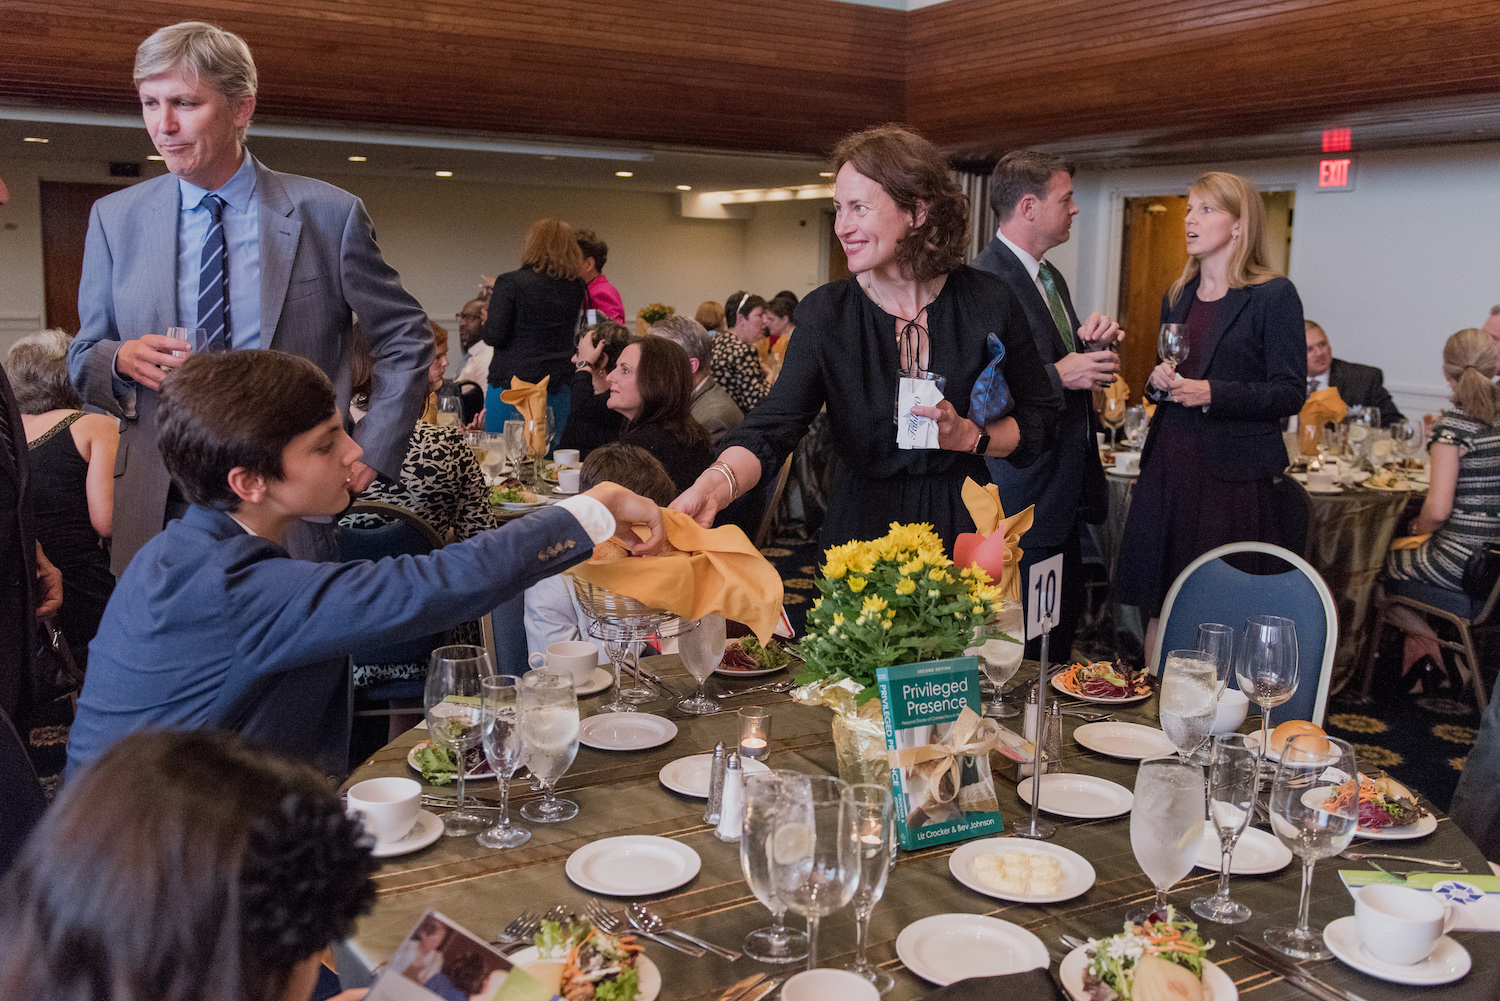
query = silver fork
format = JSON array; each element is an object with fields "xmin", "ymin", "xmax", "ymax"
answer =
[
  {"xmin": 584, "ymin": 899, "xmax": 706, "ymax": 957},
  {"xmin": 1340, "ymin": 850, "xmax": 1464, "ymax": 869},
  {"xmin": 628, "ymin": 902, "xmax": 741, "ymax": 961},
  {"xmin": 490, "ymin": 909, "xmax": 540, "ymax": 946}
]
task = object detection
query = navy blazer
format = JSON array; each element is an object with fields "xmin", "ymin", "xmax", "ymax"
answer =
[
  {"xmin": 67, "ymin": 504, "xmax": 592, "ymax": 780},
  {"xmin": 972, "ymin": 237, "xmax": 1107, "ymax": 547},
  {"xmin": 1143, "ymin": 276, "xmax": 1306, "ymax": 481}
]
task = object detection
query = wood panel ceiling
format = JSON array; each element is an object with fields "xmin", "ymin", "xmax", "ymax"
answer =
[{"xmin": 2, "ymin": 0, "xmax": 1499, "ymax": 166}]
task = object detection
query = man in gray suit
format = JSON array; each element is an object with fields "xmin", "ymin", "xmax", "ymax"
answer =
[
  {"xmin": 972, "ymin": 150, "xmax": 1121, "ymax": 659},
  {"xmin": 648, "ymin": 314, "xmax": 744, "ymax": 445},
  {"xmin": 68, "ymin": 21, "xmax": 431, "ymax": 572}
]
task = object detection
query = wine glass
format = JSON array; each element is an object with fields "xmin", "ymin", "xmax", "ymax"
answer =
[
  {"xmin": 1158, "ymin": 323, "xmax": 1189, "ymax": 369},
  {"xmin": 477, "ymin": 675, "xmax": 530, "ymax": 849},
  {"xmin": 433, "ymin": 384, "xmax": 462, "ymax": 427},
  {"xmin": 1127, "ymin": 755, "xmax": 1206, "ymax": 923},
  {"xmin": 1102, "ymin": 396, "xmax": 1126, "ymax": 445},
  {"xmin": 1389, "ymin": 418, "xmax": 1418, "ymax": 463},
  {"xmin": 518, "ymin": 671, "xmax": 580, "ymax": 823},
  {"xmin": 1191, "ymin": 734, "xmax": 1258, "ymax": 924},
  {"xmin": 677, "ymin": 614, "xmax": 725, "ymax": 715},
  {"xmin": 973, "ymin": 604, "xmax": 1024, "ymax": 718},
  {"xmin": 1159, "ymin": 649, "xmax": 1218, "ymax": 761},
  {"xmin": 842, "ymin": 784, "xmax": 895, "ymax": 994},
  {"xmin": 525, "ymin": 407, "xmax": 554, "ymax": 488},
  {"xmin": 1123, "ymin": 405, "xmax": 1147, "ymax": 448},
  {"xmin": 424, "ymin": 644, "xmax": 495, "ymax": 837},
  {"xmin": 1264, "ymin": 734, "xmax": 1359, "ymax": 959},
  {"xmin": 1235, "ymin": 615, "xmax": 1299, "ymax": 768},
  {"xmin": 769, "ymin": 774, "xmax": 857, "ymax": 970},
  {"xmin": 1196, "ymin": 622, "xmax": 1236, "ymax": 687},
  {"xmin": 741, "ymin": 771, "xmax": 810, "ymax": 965},
  {"xmin": 596, "ymin": 637, "xmax": 642, "ymax": 714},
  {"xmin": 478, "ymin": 433, "xmax": 507, "ymax": 485},
  {"xmin": 502, "ymin": 419, "xmax": 526, "ymax": 477}
]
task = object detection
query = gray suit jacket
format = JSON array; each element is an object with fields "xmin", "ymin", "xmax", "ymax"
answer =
[
  {"xmin": 68, "ymin": 155, "xmax": 432, "ymax": 573},
  {"xmin": 690, "ymin": 375, "xmax": 744, "ymax": 445}
]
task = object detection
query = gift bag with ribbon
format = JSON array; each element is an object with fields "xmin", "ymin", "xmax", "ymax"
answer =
[{"xmin": 875, "ymin": 656, "xmax": 1004, "ymax": 849}]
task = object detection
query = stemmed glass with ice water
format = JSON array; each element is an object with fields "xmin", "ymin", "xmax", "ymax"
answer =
[
  {"xmin": 525, "ymin": 407, "xmax": 555, "ymax": 488},
  {"xmin": 478, "ymin": 675, "xmax": 530, "ymax": 849},
  {"xmin": 1128, "ymin": 755, "xmax": 1206, "ymax": 923},
  {"xmin": 518, "ymin": 671, "xmax": 580, "ymax": 823},
  {"xmin": 843, "ymin": 784, "xmax": 895, "ymax": 994},
  {"xmin": 1265, "ymin": 734, "xmax": 1359, "ymax": 959},
  {"xmin": 677, "ymin": 614, "xmax": 726, "ymax": 715},
  {"xmin": 1235, "ymin": 615, "xmax": 1299, "ymax": 768},
  {"xmin": 1190, "ymin": 734, "xmax": 1258, "ymax": 924},
  {"xmin": 741, "ymin": 771, "xmax": 810, "ymax": 965},
  {"xmin": 769, "ymin": 774, "xmax": 858, "ymax": 971},
  {"xmin": 1159, "ymin": 649, "xmax": 1218, "ymax": 761},
  {"xmin": 1122, "ymin": 405, "xmax": 1147, "ymax": 449},
  {"xmin": 975, "ymin": 607, "xmax": 1024, "ymax": 718},
  {"xmin": 424, "ymin": 644, "xmax": 495, "ymax": 837}
]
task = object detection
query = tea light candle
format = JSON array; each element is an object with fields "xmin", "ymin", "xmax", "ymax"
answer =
[{"xmin": 738, "ymin": 706, "xmax": 771, "ymax": 759}]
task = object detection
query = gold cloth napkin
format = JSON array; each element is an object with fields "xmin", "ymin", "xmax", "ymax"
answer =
[
  {"xmin": 1143, "ymin": 400, "xmax": 1156, "ymax": 419},
  {"xmin": 1104, "ymin": 376, "xmax": 1130, "ymax": 406},
  {"xmin": 568, "ymin": 508, "xmax": 784, "ymax": 643},
  {"xmin": 1390, "ymin": 535, "xmax": 1431, "ymax": 550},
  {"xmin": 499, "ymin": 376, "xmax": 550, "ymax": 453},
  {"xmin": 1298, "ymin": 387, "xmax": 1347, "ymax": 456},
  {"xmin": 887, "ymin": 707, "xmax": 1001, "ymax": 811},
  {"xmin": 953, "ymin": 479, "xmax": 1034, "ymax": 600}
]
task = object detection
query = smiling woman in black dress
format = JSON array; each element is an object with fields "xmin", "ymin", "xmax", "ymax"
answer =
[{"xmin": 672, "ymin": 125, "xmax": 1060, "ymax": 550}]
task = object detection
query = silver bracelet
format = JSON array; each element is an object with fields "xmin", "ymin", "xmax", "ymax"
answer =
[{"xmin": 710, "ymin": 461, "xmax": 740, "ymax": 501}]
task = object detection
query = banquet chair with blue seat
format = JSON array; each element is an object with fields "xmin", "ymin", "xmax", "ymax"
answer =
[{"xmin": 1150, "ymin": 542, "xmax": 1337, "ymax": 727}]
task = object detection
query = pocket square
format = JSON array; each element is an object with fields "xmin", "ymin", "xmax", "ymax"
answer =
[{"xmin": 968, "ymin": 332, "xmax": 1015, "ymax": 427}]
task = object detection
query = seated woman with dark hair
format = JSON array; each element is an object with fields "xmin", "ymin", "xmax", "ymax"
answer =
[
  {"xmin": 558, "ymin": 319, "xmax": 633, "ymax": 456},
  {"xmin": 0, "ymin": 729, "xmax": 377, "ymax": 1001},
  {"xmin": 607, "ymin": 337, "xmax": 715, "ymax": 491}
]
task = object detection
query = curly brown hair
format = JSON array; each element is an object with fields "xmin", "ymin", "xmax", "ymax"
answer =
[{"xmin": 832, "ymin": 124, "xmax": 969, "ymax": 282}]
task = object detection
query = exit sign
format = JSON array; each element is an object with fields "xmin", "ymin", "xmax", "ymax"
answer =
[{"xmin": 1316, "ymin": 157, "xmax": 1355, "ymax": 191}]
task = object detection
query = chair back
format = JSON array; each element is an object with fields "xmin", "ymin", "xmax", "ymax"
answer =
[
  {"xmin": 456, "ymin": 380, "xmax": 485, "ymax": 426},
  {"xmin": 335, "ymin": 502, "xmax": 446, "ymax": 665},
  {"xmin": 0, "ymin": 706, "xmax": 47, "ymax": 879},
  {"xmin": 1152, "ymin": 542, "xmax": 1337, "ymax": 727},
  {"xmin": 1272, "ymin": 475, "xmax": 1312, "ymax": 557}
]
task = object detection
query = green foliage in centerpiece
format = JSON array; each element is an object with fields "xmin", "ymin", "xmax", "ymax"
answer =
[{"xmin": 794, "ymin": 523, "xmax": 1008, "ymax": 704}]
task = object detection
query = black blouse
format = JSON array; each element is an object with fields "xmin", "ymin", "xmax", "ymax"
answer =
[{"xmin": 482, "ymin": 266, "xmax": 586, "ymax": 389}]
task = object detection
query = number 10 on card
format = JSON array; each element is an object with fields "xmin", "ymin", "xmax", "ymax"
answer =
[{"xmin": 1026, "ymin": 553, "xmax": 1063, "ymax": 641}]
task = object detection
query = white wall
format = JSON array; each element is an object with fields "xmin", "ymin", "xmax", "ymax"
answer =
[{"xmin": 1060, "ymin": 142, "xmax": 1500, "ymax": 421}]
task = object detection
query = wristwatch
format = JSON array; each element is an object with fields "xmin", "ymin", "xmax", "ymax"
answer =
[{"xmin": 971, "ymin": 430, "xmax": 991, "ymax": 455}]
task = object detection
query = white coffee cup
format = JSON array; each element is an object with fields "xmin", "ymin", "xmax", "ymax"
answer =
[
  {"xmin": 346, "ymin": 776, "xmax": 422, "ymax": 845},
  {"xmin": 1115, "ymin": 452, "xmax": 1139, "ymax": 474},
  {"xmin": 553, "ymin": 448, "xmax": 581, "ymax": 467},
  {"xmin": 558, "ymin": 467, "xmax": 581, "ymax": 493},
  {"xmin": 780, "ymin": 968, "xmax": 880, "ymax": 1001},
  {"xmin": 527, "ymin": 640, "xmax": 598, "ymax": 685},
  {"xmin": 1211, "ymin": 687, "xmax": 1249, "ymax": 735},
  {"xmin": 1355, "ymin": 883, "xmax": 1460, "ymax": 965},
  {"xmin": 1307, "ymin": 468, "xmax": 1337, "ymax": 491}
]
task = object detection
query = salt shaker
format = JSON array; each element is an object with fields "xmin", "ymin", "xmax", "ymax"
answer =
[
  {"xmin": 703, "ymin": 742, "xmax": 727, "ymax": 826},
  {"xmin": 715, "ymin": 752, "xmax": 744, "ymax": 842},
  {"xmin": 1023, "ymin": 685, "xmax": 1041, "ymax": 742},
  {"xmin": 1041, "ymin": 702, "xmax": 1066, "ymax": 774}
]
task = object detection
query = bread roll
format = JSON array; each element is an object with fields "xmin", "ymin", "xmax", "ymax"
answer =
[{"xmin": 1270, "ymin": 719, "xmax": 1329, "ymax": 757}]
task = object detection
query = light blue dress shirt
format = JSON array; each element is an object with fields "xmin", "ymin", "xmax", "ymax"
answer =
[{"xmin": 177, "ymin": 151, "xmax": 262, "ymax": 349}]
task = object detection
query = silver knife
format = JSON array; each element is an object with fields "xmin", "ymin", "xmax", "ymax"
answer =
[
  {"xmin": 1234, "ymin": 936, "xmax": 1371, "ymax": 1001},
  {"xmin": 717, "ymin": 973, "xmax": 766, "ymax": 1001},
  {"xmin": 740, "ymin": 977, "xmax": 784, "ymax": 1001}
]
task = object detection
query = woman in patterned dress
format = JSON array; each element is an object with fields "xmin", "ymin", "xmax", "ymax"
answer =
[{"xmin": 1382, "ymin": 327, "xmax": 1500, "ymax": 684}]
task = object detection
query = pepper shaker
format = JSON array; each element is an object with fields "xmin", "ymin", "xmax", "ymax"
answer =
[
  {"xmin": 715, "ymin": 752, "xmax": 744, "ymax": 842},
  {"xmin": 703, "ymin": 742, "xmax": 727, "ymax": 826},
  {"xmin": 1041, "ymin": 702, "xmax": 1066, "ymax": 775}
]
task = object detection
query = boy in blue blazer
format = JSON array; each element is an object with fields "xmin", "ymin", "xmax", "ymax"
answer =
[{"xmin": 67, "ymin": 350, "xmax": 663, "ymax": 780}]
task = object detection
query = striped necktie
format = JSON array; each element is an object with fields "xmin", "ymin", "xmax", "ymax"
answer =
[
  {"xmin": 197, "ymin": 193, "xmax": 231, "ymax": 347},
  {"xmin": 1037, "ymin": 262, "xmax": 1077, "ymax": 353}
]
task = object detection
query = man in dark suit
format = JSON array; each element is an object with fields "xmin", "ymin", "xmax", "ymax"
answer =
[
  {"xmin": 1304, "ymin": 320, "xmax": 1404, "ymax": 426},
  {"xmin": 68, "ymin": 21, "xmax": 432, "ymax": 572},
  {"xmin": 972, "ymin": 151, "xmax": 1122, "ymax": 658}
]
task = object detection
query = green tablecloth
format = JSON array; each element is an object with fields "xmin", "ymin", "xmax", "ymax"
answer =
[{"xmin": 347, "ymin": 658, "xmax": 1496, "ymax": 999}]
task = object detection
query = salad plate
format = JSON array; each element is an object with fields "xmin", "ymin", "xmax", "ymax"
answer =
[
  {"xmin": 1059, "ymin": 946, "xmax": 1237, "ymax": 1001},
  {"xmin": 565, "ymin": 835, "xmax": 701, "ymax": 895},
  {"xmin": 370, "ymin": 810, "xmax": 444, "ymax": 858},
  {"xmin": 948, "ymin": 838, "xmax": 1095, "ymax": 904},
  {"xmin": 658, "ymin": 753, "xmax": 771, "ymax": 798},
  {"xmin": 1015, "ymin": 773, "xmax": 1133, "ymax": 819},
  {"xmin": 407, "ymin": 739, "xmax": 493, "ymax": 780},
  {"xmin": 713, "ymin": 637, "xmax": 799, "ymax": 678},
  {"xmin": 578, "ymin": 713, "xmax": 678, "ymax": 751},
  {"xmin": 1073, "ymin": 722, "xmax": 1175, "ymax": 760},
  {"xmin": 1052, "ymin": 661, "xmax": 1153, "ymax": 703},
  {"xmin": 1191, "ymin": 821, "xmax": 1293, "ymax": 874},
  {"xmin": 1356, "ymin": 813, "xmax": 1438, "ymax": 840},
  {"xmin": 894, "ymin": 914, "xmax": 1048, "ymax": 986},
  {"xmin": 1322, "ymin": 916, "xmax": 1469, "ymax": 985},
  {"xmin": 507, "ymin": 946, "xmax": 661, "ymax": 1001}
]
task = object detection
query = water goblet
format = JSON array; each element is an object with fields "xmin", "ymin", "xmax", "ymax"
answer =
[
  {"xmin": 741, "ymin": 771, "xmax": 810, "ymax": 964},
  {"xmin": 1191, "ymin": 734, "xmax": 1258, "ymax": 923},
  {"xmin": 518, "ymin": 670, "xmax": 580, "ymax": 823},
  {"xmin": 477, "ymin": 675, "xmax": 530, "ymax": 849},
  {"xmin": 1127, "ymin": 755, "xmax": 1205, "ymax": 923},
  {"xmin": 973, "ymin": 603, "xmax": 1023, "ymax": 718},
  {"xmin": 1159, "ymin": 649, "xmax": 1218, "ymax": 761},
  {"xmin": 1102, "ymin": 395, "xmax": 1126, "ymax": 444},
  {"xmin": 677, "ymin": 614, "xmax": 725, "ymax": 715},
  {"xmin": 1123, "ymin": 405, "xmax": 1147, "ymax": 448},
  {"xmin": 524, "ymin": 409, "xmax": 552, "ymax": 488},
  {"xmin": 424, "ymin": 644, "xmax": 495, "ymax": 837},
  {"xmin": 1235, "ymin": 615, "xmax": 1299, "ymax": 768},
  {"xmin": 1196, "ymin": 622, "xmax": 1236, "ymax": 685},
  {"xmin": 433, "ymin": 385, "xmax": 462, "ymax": 427},
  {"xmin": 502, "ymin": 419, "xmax": 526, "ymax": 477},
  {"xmin": 769, "ymin": 774, "xmax": 857, "ymax": 970},
  {"xmin": 842, "ymin": 784, "xmax": 895, "ymax": 994}
]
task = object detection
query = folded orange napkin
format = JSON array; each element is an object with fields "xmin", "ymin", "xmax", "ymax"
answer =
[
  {"xmin": 1299, "ymin": 387, "xmax": 1347, "ymax": 456},
  {"xmin": 499, "ymin": 376, "xmax": 550, "ymax": 453},
  {"xmin": 1143, "ymin": 401, "xmax": 1156, "ymax": 419},
  {"xmin": 952, "ymin": 478, "xmax": 1034, "ymax": 601},
  {"xmin": 1104, "ymin": 377, "xmax": 1130, "ymax": 404},
  {"xmin": 568, "ymin": 508, "xmax": 784, "ymax": 643},
  {"xmin": 1389, "ymin": 535, "xmax": 1430, "ymax": 550}
]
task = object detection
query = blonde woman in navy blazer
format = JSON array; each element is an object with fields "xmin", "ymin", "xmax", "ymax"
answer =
[{"xmin": 1116, "ymin": 172, "xmax": 1306, "ymax": 648}]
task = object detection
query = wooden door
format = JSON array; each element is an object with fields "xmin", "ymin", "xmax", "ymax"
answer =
[
  {"xmin": 40, "ymin": 181, "xmax": 126, "ymax": 334},
  {"xmin": 1117, "ymin": 195, "xmax": 1188, "ymax": 403}
]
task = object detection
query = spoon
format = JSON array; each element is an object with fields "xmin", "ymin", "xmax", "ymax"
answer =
[{"xmin": 716, "ymin": 680, "xmax": 794, "ymax": 699}]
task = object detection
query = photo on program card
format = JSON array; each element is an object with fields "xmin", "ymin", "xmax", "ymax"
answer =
[{"xmin": 368, "ymin": 910, "xmax": 555, "ymax": 1001}]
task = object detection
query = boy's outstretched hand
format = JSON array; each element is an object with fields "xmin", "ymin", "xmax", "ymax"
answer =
[{"xmin": 582, "ymin": 482, "xmax": 666, "ymax": 555}]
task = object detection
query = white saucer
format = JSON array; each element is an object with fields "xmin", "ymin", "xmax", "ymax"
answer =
[
  {"xmin": 1356, "ymin": 813, "xmax": 1438, "ymax": 840},
  {"xmin": 526, "ymin": 666, "xmax": 611, "ymax": 696},
  {"xmin": 1322, "ymin": 916, "xmax": 1470, "ymax": 985},
  {"xmin": 370, "ymin": 809, "xmax": 444, "ymax": 858},
  {"xmin": 565, "ymin": 835, "xmax": 701, "ymax": 895},
  {"xmin": 895, "ymin": 914, "xmax": 1048, "ymax": 985},
  {"xmin": 1015, "ymin": 773, "xmax": 1133, "ymax": 818},
  {"xmin": 508, "ymin": 946, "xmax": 661, "ymax": 1001},
  {"xmin": 552, "ymin": 485, "xmax": 580, "ymax": 495},
  {"xmin": 1192, "ymin": 821, "xmax": 1293, "ymax": 874},
  {"xmin": 1074, "ymin": 722, "xmax": 1175, "ymax": 760},
  {"xmin": 657, "ymin": 753, "xmax": 771, "ymax": 797},
  {"xmin": 948, "ymin": 837, "xmax": 1096, "ymax": 903},
  {"xmin": 1059, "ymin": 946, "xmax": 1238, "ymax": 1001},
  {"xmin": 579, "ymin": 713, "xmax": 678, "ymax": 751}
]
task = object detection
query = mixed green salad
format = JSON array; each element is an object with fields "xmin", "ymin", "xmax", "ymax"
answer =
[
  {"xmin": 411, "ymin": 743, "xmax": 458, "ymax": 785},
  {"xmin": 534, "ymin": 918, "xmax": 642, "ymax": 1001},
  {"xmin": 489, "ymin": 486, "xmax": 526, "ymax": 505},
  {"xmin": 1084, "ymin": 907, "xmax": 1214, "ymax": 1001}
]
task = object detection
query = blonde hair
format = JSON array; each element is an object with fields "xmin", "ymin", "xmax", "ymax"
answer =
[
  {"xmin": 521, "ymin": 218, "xmax": 584, "ymax": 281},
  {"xmin": 1168, "ymin": 171, "xmax": 1281, "ymax": 307},
  {"xmin": 1444, "ymin": 328, "xmax": 1500, "ymax": 426},
  {"xmin": 134, "ymin": 22, "xmax": 257, "ymax": 142}
]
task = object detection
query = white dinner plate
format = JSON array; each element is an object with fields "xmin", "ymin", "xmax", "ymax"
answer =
[
  {"xmin": 1015, "ymin": 773, "xmax": 1133, "ymax": 818},
  {"xmin": 1052, "ymin": 675, "xmax": 1153, "ymax": 704},
  {"xmin": 948, "ymin": 837, "xmax": 1096, "ymax": 904},
  {"xmin": 1192, "ymin": 821, "xmax": 1293, "ymax": 874},
  {"xmin": 499, "ymin": 500, "xmax": 545, "ymax": 511},
  {"xmin": 1073, "ymin": 722, "xmax": 1176, "ymax": 760},
  {"xmin": 407, "ymin": 739, "xmax": 493, "ymax": 780},
  {"xmin": 657, "ymin": 753, "xmax": 771, "ymax": 798},
  {"xmin": 895, "ymin": 914, "xmax": 1049, "ymax": 986},
  {"xmin": 565, "ymin": 835, "xmax": 701, "ymax": 895},
  {"xmin": 370, "ymin": 810, "xmax": 444, "ymax": 858},
  {"xmin": 578, "ymin": 713, "xmax": 678, "ymax": 751},
  {"xmin": 1356, "ymin": 812, "xmax": 1439, "ymax": 840},
  {"xmin": 1059, "ymin": 946, "xmax": 1238, "ymax": 1001},
  {"xmin": 1322, "ymin": 916, "xmax": 1470, "ymax": 985},
  {"xmin": 713, "ymin": 663, "xmax": 786, "ymax": 678},
  {"xmin": 507, "ymin": 945, "xmax": 661, "ymax": 1001}
]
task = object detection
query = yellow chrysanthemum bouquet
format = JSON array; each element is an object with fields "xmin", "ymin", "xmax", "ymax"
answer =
[{"xmin": 794, "ymin": 522, "xmax": 1007, "ymax": 705}]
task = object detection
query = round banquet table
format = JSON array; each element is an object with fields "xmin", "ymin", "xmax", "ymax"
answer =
[
  {"xmin": 1097, "ymin": 470, "xmax": 1425, "ymax": 691},
  {"xmin": 345, "ymin": 656, "xmax": 1497, "ymax": 1000}
]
